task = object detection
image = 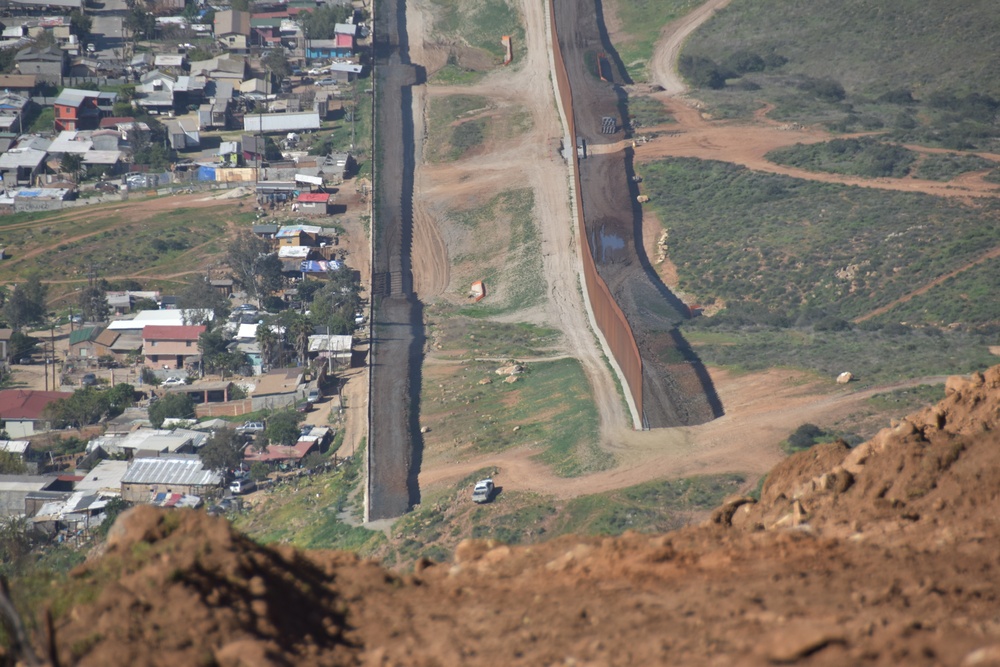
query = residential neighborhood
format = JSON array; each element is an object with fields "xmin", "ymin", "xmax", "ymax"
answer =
[
  {"xmin": 0, "ymin": 0, "xmax": 369, "ymax": 210},
  {"xmin": 0, "ymin": 0, "xmax": 371, "ymax": 546}
]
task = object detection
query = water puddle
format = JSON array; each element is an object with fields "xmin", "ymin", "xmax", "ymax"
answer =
[{"xmin": 593, "ymin": 226, "xmax": 626, "ymax": 263}]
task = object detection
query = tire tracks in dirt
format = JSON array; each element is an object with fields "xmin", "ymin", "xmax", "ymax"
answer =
[
  {"xmin": 638, "ymin": 0, "xmax": 1000, "ymax": 201},
  {"xmin": 408, "ymin": 0, "xmax": 631, "ymax": 449},
  {"xmin": 419, "ymin": 371, "xmax": 948, "ymax": 498},
  {"xmin": 853, "ymin": 246, "xmax": 1000, "ymax": 323}
]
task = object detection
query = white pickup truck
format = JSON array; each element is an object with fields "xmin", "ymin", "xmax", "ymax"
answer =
[{"xmin": 472, "ymin": 478, "xmax": 494, "ymax": 504}]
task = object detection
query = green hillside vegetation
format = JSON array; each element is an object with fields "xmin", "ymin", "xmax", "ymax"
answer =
[
  {"xmin": 233, "ymin": 444, "xmax": 383, "ymax": 552},
  {"xmin": 865, "ymin": 260, "xmax": 1000, "ymax": 328},
  {"xmin": 765, "ymin": 138, "xmax": 917, "ymax": 178},
  {"xmin": 607, "ymin": 0, "xmax": 702, "ymax": 81},
  {"xmin": 683, "ymin": 325, "xmax": 997, "ymax": 387},
  {"xmin": 639, "ymin": 155, "xmax": 999, "ymax": 381},
  {"xmin": 0, "ymin": 204, "xmax": 241, "ymax": 301},
  {"xmin": 913, "ymin": 153, "xmax": 997, "ymax": 181},
  {"xmin": 641, "ymin": 157, "xmax": 1000, "ymax": 325},
  {"xmin": 381, "ymin": 472, "xmax": 744, "ymax": 566},
  {"xmin": 680, "ymin": 0, "xmax": 1000, "ymax": 149}
]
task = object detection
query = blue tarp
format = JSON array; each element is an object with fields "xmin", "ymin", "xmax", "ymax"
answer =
[{"xmin": 197, "ymin": 166, "xmax": 216, "ymax": 181}]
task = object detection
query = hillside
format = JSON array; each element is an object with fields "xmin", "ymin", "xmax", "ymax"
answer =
[
  {"xmin": 679, "ymin": 0, "xmax": 1000, "ymax": 148},
  {"xmin": 5, "ymin": 365, "xmax": 999, "ymax": 665},
  {"xmin": 603, "ymin": 0, "xmax": 1000, "ymax": 388}
]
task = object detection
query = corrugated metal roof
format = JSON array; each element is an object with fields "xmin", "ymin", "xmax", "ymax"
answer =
[
  {"xmin": 121, "ymin": 457, "xmax": 222, "ymax": 487},
  {"xmin": 0, "ymin": 440, "xmax": 29, "ymax": 455}
]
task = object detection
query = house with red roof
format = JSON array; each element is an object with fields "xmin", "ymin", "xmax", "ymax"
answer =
[
  {"xmin": 0, "ymin": 389, "xmax": 73, "ymax": 438},
  {"xmin": 243, "ymin": 438, "xmax": 317, "ymax": 464},
  {"xmin": 295, "ymin": 191, "xmax": 331, "ymax": 216},
  {"xmin": 142, "ymin": 325, "xmax": 206, "ymax": 369}
]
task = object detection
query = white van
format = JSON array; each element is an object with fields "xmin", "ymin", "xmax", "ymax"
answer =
[{"xmin": 229, "ymin": 479, "xmax": 256, "ymax": 495}]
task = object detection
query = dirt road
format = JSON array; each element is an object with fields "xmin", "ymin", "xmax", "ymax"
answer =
[
  {"xmin": 419, "ymin": 370, "xmax": 948, "ymax": 498},
  {"xmin": 634, "ymin": 0, "xmax": 1000, "ymax": 201},
  {"xmin": 407, "ymin": 0, "xmax": 631, "ymax": 439}
]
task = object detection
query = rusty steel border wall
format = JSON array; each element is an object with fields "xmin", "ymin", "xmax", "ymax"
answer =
[{"xmin": 547, "ymin": 0, "xmax": 644, "ymax": 423}]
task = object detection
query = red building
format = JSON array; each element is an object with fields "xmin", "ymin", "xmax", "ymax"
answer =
[{"xmin": 53, "ymin": 89, "xmax": 117, "ymax": 132}]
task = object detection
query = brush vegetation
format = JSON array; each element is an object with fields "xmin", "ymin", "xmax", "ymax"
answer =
[
  {"xmin": 642, "ymin": 157, "xmax": 1000, "ymax": 327},
  {"xmin": 681, "ymin": 0, "xmax": 1000, "ymax": 150},
  {"xmin": 639, "ymin": 157, "xmax": 998, "ymax": 381}
]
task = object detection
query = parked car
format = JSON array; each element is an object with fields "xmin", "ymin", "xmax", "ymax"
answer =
[
  {"xmin": 229, "ymin": 479, "xmax": 257, "ymax": 495},
  {"xmin": 315, "ymin": 78, "xmax": 337, "ymax": 86},
  {"xmin": 126, "ymin": 173, "xmax": 159, "ymax": 189},
  {"xmin": 472, "ymin": 478, "xmax": 494, "ymax": 504},
  {"xmin": 307, "ymin": 388, "xmax": 321, "ymax": 404},
  {"xmin": 162, "ymin": 377, "xmax": 187, "ymax": 387},
  {"xmin": 237, "ymin": 421, "xmax": 265, "ymax": 434},
  {"xmin": 81, "ymin": 373, "xmax": 98, "ymax": 387}
]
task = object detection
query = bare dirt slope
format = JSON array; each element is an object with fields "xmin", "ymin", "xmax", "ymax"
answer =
[{"xmin": 27, "ymin": 366, "xmax": 1000, "ymax": 666}]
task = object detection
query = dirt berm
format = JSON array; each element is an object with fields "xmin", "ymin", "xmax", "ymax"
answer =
[{"xmin": 20, "ymin": 366, "xmax": 1000, "ymax": 666}]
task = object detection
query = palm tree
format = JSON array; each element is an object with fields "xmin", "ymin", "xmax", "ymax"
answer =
[
  {"xmin": 287, "ymin": 314, "xmax": 312, "ymax": 366},
  {"xmin": 255, "ymin": 323, "xmax": 278, "ymax": 372}
]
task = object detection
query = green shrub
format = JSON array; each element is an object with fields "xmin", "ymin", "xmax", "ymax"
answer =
[
  {"xmin": 914, "ymin": 153, "xmax": 996, "ymax": 181},
  {"xmin": 766, "ymin": 137, "xmax": 916, "ymax": 178}
]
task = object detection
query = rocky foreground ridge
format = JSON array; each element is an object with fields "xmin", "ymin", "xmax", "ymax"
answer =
[{"xmin": 11, "ymin": 367, "xmax": 1000, "ymax": 666}]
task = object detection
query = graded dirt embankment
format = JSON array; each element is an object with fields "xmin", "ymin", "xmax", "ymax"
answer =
[
  {"xmin": 552, "ymin": 0, "xmax": 720, "ymax": 429},
  {"xmin": 33, "ymin": 366, "xmax": 1000, "ymax": 667}
]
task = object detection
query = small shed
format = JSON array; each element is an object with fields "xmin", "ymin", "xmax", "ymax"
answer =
[
  {"xmin": 295, "ymin": 191, "xmax": 331, "ymax": 215},
  {"xmin": 308, "ymin": 334, "xmax": 352, "ymax": 366},
  {"xmin": 68, "ymin": 326, "xmax": 104, "ymax": 360}
]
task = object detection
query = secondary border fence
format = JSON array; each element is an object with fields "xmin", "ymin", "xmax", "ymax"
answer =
[{"xmin": 547, "ymin": 0, "xmax": 645, "ymax": 425}]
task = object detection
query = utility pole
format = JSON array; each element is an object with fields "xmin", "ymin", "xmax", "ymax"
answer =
[{"xmin": 50, "ymin": 324, "xmax": 56, "ymax": 390}]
